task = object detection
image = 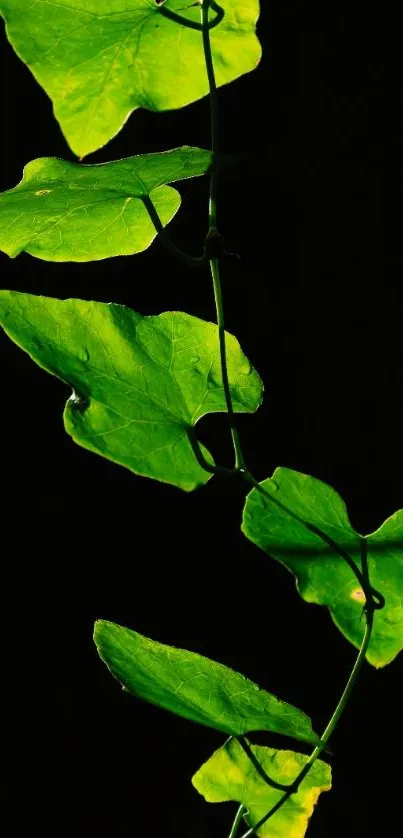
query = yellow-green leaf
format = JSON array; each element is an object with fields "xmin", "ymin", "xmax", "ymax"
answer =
[{"xmin": 192, "ymin": 737, "xmax": 331, "ymax": 838}]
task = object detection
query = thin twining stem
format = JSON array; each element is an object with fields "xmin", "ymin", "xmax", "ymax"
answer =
[
  {"xmin": 145, "ymin": 0, "xmax": 225, "ymax": 266},
  {"xmin": 200, "ymin": 0, "xmax": 246, "ymax": 470},
  {"xmin": 236, "ymin": 737, "xmax": 297, "ymax": 793},
  {"xmin": 237, "ymin": 609, "xmax": 374, "ymax": 838},
  {"xmin": 198, "ymin": 4, "xmax": 384, "ymax": 604},
  {"xmin": 200, "ymin": 0, "xmax": 219, "ymax": 229},
  {"xmin": 157, "ymin": 0, "xmax": 224, "ymax": 32},
  {"xmin": 209, "ymin": 257, "xmax": 246, "ymax": 470},
  {"xmin": 142, "ymin": 195, "xmax": 207, "ymax": 267},
  {"xmin": 198, "ymin": 7, "xmax": 384, "ymax": 608},
  {"xmin": 187, "ymin": 428, "xmax": 238, "ymax": 478},
  {"xmin": 228, "ymin": 805, "xmax": 247, "ymax": 838}
]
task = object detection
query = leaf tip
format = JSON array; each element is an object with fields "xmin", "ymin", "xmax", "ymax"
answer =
[{"xmin": 93, "ymin": 618, "xmax": 111, "ymax": 646}]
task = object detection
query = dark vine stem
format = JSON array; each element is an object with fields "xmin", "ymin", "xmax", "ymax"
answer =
[
  {"xmin": 197, "ymin": 0, "xmax": 385, "ymax": 606},
  {"xmin": 157, "ymin": 0, "xmax": 224, "ymax": 32},
  {"xmin": 142, "ymin": 195, "xmax": 207, "ymax": 267},
  {"xmin": 200, "ymin": 0, "xmax": 245, "ymax": 471},
  {"xmin": 236, "ymin": 609, "xmax": 374, "ymax": 838},
  {"xmin": 200, "ymin": 0, "xmax": 219, "ymax": 230},
  {"xmin": 187, "ymin": 428, "xmax": 238, "ymax": 477},
  {"xmin": 196, "ymin": 8, "xmax": 383, "ymax": 838},
  {"xmin": 236, "ymin": 737, "xmax": 295, "ymax": 792},
  {"xmin": 228, "ymin": 805, "xmax": 247, "ymax": 838}
]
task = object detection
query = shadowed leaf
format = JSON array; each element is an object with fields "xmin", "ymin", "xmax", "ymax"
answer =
[{"xmin": 242, "ymin": 467, "xmax": 403, "ymax": 667}]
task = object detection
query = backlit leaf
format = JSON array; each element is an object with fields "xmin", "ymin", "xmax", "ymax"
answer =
[
  {"xmin": 0, "ymin": 146, "xmax": 225, "ymax": 262},
  {"xmin": 0, "ymin": 0, "xmax": 261, "ymax": 157},
  {"xmin": 94, "ymin": 621, "xmax": 321, "ymax": 746},
  {"xmin": 0, "ymin": 291, "xmax": 263, "ymax": 491}
]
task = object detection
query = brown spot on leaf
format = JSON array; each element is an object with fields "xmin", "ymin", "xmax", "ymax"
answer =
[{"xmin": 351, "ymin": 588, "xmax": 365, "ymax": 602}]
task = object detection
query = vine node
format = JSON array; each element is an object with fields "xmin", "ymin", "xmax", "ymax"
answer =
[{"xmin": 204, "ymin": 227, "xmax": 241, "ymax": 261}]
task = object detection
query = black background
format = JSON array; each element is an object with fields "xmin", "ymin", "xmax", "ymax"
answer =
[{"xmin": 1, "ymin": 2, "xmax": 402, "ymax": 836}]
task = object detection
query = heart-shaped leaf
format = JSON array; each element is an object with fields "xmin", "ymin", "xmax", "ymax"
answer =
[
  {"xmin": 192, "ymin": 737, "xmax": 331, "ymax": 838},
  {"xmin": 0, "ymin": 0, "xmax": 262, "ymax": 157},
  {"xmin": 0, "ymin": 291, "xmax": 263, "ymax": 491},
  {"xmin": 242, "ymin": 467, "xmax": 403, "ymax": 667},
  {"xmin": 94, "ymin": 621, "xmax": 321, "ymax": 746},
  {"xmin": 0, "ymin": 146, "xmax": 227, "ymax": 262}
]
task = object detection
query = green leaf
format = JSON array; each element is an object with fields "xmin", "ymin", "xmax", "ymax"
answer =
[
  {"xmin": 192, "ymin": 737, "xmax": 331, "ymax": 838},
  {"xmin": 242, "ymin": 467, "xmax": 403, "ymax": 667},
  {"xmin": 94, "ymin": 621, "xmax": 321, "ymax": 746},
  {"xmin": 0, "ymin": 291, "xmax": 263, "ymax": 491},
  {"xmin": 0, "ymin": 146, "xmax": 225, "ymax": 262},
  {"xmin": 0, "ymin": 0, "xmax": 262, "ymax": 157}
]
